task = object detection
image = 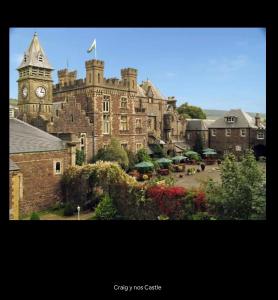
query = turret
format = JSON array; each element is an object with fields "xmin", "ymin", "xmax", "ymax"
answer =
[
  {"xmin": 167, "ymin": 96, "xmax": 177, "ymax": 109},
  {"xmin": 58, "ymin": 69, "xmax": 77, "ymax": 86},
  {"xmin": 121, "ymin": 68, "xmax": 137, "ymax": 91},
  {"xmin": 85, "ymin": 59, "xmax": 104, "ymax": 86}
]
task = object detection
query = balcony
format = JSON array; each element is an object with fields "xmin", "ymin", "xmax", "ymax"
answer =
[{"xmin": 135, "ymin": 107, "xmax": 146, "ymax": 113}]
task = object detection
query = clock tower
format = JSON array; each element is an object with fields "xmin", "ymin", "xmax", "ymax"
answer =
[{"xmin": 17, "ymin": 32, "xmax": 53, "ymax": 123}]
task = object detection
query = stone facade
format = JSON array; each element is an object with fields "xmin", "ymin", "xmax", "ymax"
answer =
[
  {"xmin": 10, "ymin": 150, "xmax": 71, "ymax": 217},
  {"xmin": 16, "ymin": 33, "xmax": 187, "ymax": 162}
]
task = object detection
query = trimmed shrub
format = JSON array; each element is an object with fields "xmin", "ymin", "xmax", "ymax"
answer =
[
  {"xmin": 30, "ymin": 212, "xmax": 40, "ymax": 220},
  {"xmin": 92, "ymin": 194, "xmax": 117, "ymax": 220}
]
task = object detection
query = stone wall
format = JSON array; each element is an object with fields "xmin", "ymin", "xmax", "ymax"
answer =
[{"xmin": 10, "ymin": 149, "xmax": 71, "ymax": 217}]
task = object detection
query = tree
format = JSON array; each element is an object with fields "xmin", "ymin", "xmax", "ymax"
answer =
[
  {"xmin": 92, "ymin": 194, "xmax": 117, "ymax": 220},
  {"xmin": 177, "ymin": 102, "xmax": 206, "ymax": 119},
  {"xmin": 76, "ymin": 149, "xmax": 85, "ymax": 166},
  {"xmin": 136, "ymin": 148, "xmax": 151, "ymax": 162},
  {"xmin": 193, "ymin": 133, "xmax": 204, "ymax": 155},
  {"xmin": 126, "ymin": 149, "xmax": 138, "ymax": 170},
  {"xmin": 93, "ymin": 138, "xmax": 129, "ymax": 169},
  {"xmin": 205, "ymin": 151, "xmax": 265, "ymax": 220}
]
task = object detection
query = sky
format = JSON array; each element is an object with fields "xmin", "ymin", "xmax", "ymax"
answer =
[{"xmin": 9, "ymin": 28, "xmax": 266, "ymax": 113}]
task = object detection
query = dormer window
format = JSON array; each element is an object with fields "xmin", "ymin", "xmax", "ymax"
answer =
[
  {"xmin": 38, "ymin": 53, "xmax": 43, "ymax": 62},
  {"xmin": 226, "ymin": 116, "xmax": 235, "ymax": 123}
]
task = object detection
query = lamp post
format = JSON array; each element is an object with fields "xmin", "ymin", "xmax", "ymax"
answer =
[{"xmin": 77, "ymin": 206, "xmax": 80, "ymax": 220}]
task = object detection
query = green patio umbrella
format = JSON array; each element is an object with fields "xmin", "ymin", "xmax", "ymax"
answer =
[
  {"xmin": 185, "ymin": 151, "xmax": 198, "ymax": 156},
  {"xmin": 156, "ymin": 157, "xmax": 173, "ymax": 167},
  {"xmin": 135, "ymin": 161, "xmax": 154, "ymax": 173},
  {"xmin": 203, "ymin": 150, "xmax": 217, "ymax": 155},
  {"xmin": 202, "ymin": 148, "xmax": 215, "ymax": 153},
  {"xmin": 171, "ymin": 155, "xmax": 187, "ymax": 163}
]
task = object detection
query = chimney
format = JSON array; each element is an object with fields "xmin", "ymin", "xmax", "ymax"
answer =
[{"xmin": 255, "ymin": 113, "xmax": 261, "ymax": 127}]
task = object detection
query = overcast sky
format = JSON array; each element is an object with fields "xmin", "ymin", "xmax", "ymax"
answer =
[{"xmin": 10, "ymin": 27, "xmax": 266, "ymax": 113}]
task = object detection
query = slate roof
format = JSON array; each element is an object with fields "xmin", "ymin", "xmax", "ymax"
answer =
[
  {"xmin": 209, "ymin": 109, "xmax": 259, "ymax": 128},
  {"xmin": 10, "ymin": 118, "xmax": 66, "ymax": 154},
  {"xmin": 17, "ymin": 32, "xmax": 53, "ymax": 70},
  {"xmin": 186, "ymin": 119, "xmax": 214, "ymax": 130},
  {"xmin": 140, "ymin": 80, "xmax": 166, "ymax": 100},
  {"xmin": 9, "ymin": 159, "xmax": 20, "ymax": 171}
]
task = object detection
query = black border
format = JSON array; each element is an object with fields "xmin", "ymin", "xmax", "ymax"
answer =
[{"xmin": 1, "ymin": 7, "xmax": 275, "ymax": 297}]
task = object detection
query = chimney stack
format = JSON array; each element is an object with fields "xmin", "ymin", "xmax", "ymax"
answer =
[{"xmin": 255, "ymin": 113, "xmax": 261, "ymax": 127}]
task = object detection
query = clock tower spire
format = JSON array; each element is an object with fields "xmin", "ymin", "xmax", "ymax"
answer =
[{"xmin": 17, "ymin": 32, "xmax": 54, "ymax": 123}]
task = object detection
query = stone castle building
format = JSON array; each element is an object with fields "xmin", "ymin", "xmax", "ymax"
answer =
[
  {"xmin": 17, "ymin": 33, "xmax": 186, "ymax": 162},
  {"xmin": 16, "ymin": 33, "xmax": 265, "ymax": 161}
]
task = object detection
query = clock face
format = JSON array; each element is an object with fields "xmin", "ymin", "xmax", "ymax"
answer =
[
  {"xmin": 36, "ymin": 86, "xmax": 46, "ymax": 98},
  {"xmin": 22, "ymin": 87, "xmax": 28, "ymax": 98}
]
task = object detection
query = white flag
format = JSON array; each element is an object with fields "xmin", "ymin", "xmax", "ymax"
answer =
[{"xmin": 87, "ymin": 39, "xmax": 96, "ymax": 53}]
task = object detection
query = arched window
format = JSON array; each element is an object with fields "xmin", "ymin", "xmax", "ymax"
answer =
[{"xmin": 55, "ymin": 161, "xmax": 61, "ymax": 174}]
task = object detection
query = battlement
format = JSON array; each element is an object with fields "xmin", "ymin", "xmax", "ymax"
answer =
[
  {"xmin": 53, "ymin": 78, "xmax": 86, "ymax": 93},
  {"xmin": 121, "ymin": 68, "xmax": 137, "ymax": 77},
  {"xmin": 57, "ymin": 68, "xmax": 78, "ymax": 86},
  {"xmin": 85, "ymin": 59, "xmax": 104, "ymax": 69}
]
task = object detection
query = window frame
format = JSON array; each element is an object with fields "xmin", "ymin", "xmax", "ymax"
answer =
[
  {"xmin": 211, "ymin": 129, "xmax": 216, "ymax": 136},
  {"xmin": 103, "ymin": 95, "xmax": 110, "ymax": 113},
  {"xmin": 103, "ymin": 114, "xmax": 110, "ymax": 134},
  {"xmin": 240, "ymin": 129, "xmax": 246, "ymax": 137},
  {"xmin": 257, "ymin": 132, "xmax": 265, "ymax": 140},
  {"xmin": 226, "ymin": 128, "xmax": 231, "ymax": 137},
  {"xmin": 53, "ymin": 160, "xmax": 63, "ymax": 175}
]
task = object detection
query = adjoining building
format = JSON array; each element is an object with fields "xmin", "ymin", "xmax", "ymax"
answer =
[
  {"xmin": 208, "ymin": 109, "xmax": 266, "ymax": 157},
  {"xmin": 9, "ymin": 118, "xmax": 77, "ymax": 218}
]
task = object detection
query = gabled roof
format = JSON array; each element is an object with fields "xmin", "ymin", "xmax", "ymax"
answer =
[
  {"xmin": 17, "ymin": 32, "xmax": 53, "ymax": 70},
  {"xmin": 186, "ymin": 119, "xmax": 214, "ymax": 130},
  {"xmin": 140, "ymin": 80, "xmax": 166, "ymax": 100},
  {"xmin": 209, "ymin": 109, "xmax": 258, "ymax": 128},
  {"xmin": 9, "ymin": 159, "xmax": 20, "ymax": 171},
  {"xmin": 137, "ymin": 84, "xmax": 146, "ymax": 97},
  {"xmin": 10, "ymin": 118, "xmax": 66, "ymax": 154}
]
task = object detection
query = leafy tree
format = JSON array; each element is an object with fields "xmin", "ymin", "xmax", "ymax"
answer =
[
  {"xmin": 92, "ymin": 194, "xmax": 117, "ymax": 220},
  {"xmin": 93, "ymin": 138, "xmax": 129, "ymax": 169},
  {"xmin": 76, "ymin": 149, "xmax": 85, "ymax": 166},
  {"xmin": 177, "ymin": 102, "xmax": 206, "ymax": 119},
  {"xmin": 206, "ymin": 151, "xmax": 266, "ymax": 220},
  {"xmin": 126, "ymin": 149, "xmax": 138, "ymax": 170},
  {"xmin": 136, "ymin": 148, "xmax": 151, "ymax": 162},
  {"xmin": 193, "ymin": 133, "xmax": 204, "ymax": 155}
]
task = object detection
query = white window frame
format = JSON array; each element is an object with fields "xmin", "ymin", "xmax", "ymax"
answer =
[
  {"xmin": 211, "ymin": 129, "xmax": 216, "ymax": 136},
  {"xmin": 120, "ymin": 97, "xmax": 127, "ymax": 109},
  {"xmin": 226, "ymin": 128, "xmax": 231, "ymax": 137},
  {"xmin": 235, "ymin": 145, "xmax": 242, "ymax": 152},
  {"xmin": 103, "ymin": 114, "xmax": 110, "ymax": 134},
  {"xmin": 120, "ymin": 115, "xmax": 128, "ymax": 131},
  {"xmin": 226, "ymin": 116, "xmax": 235, "ymax": 123},
  {"xmin": 53, "ymin": 160, "xmax": 63, "ymax": 175},
  {"xmin": 187, "ymin": 133, "xmax": 191, "ymax": 140},
  {"xmin": 240, "ymin": 129, "xmax": 246, "ymax": 137},
  {"xmin": 103, "ymin": 95, "xmax": 110, "ymax": 113},
  {"xmin": 135, "ymin": 118, "xmax": 142, "ymax": 128},
  {"xmin": 257, "ymin": 132, "xmax": 265, "ymax": 140}
]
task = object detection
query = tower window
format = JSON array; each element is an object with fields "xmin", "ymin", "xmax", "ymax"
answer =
[
  {"xmin": 71, "ymin": 114, "xmax": 74, "ymax": 122},
  {"xmin": 56, "ymin": 110, "xmax": 59, "ymax": 117},
  {"xmin": 89, "ymin": 73, "xmax": 92, "ymax": 83},
  {"xmin": 120, "ymin": 97, "xmax": 127, "ymax": 109},
  {"xmin": 103, "ymin": 95, "xmax": 110, "ymax": 112},
  {"xmin": 98, "ymin": 73, "xmax": 100, "ymax": 83},
  {"xmin": 132, "ymin": 80, "xmax": 134, "ymax": 88},
  {"xmin": 38, "ymin": 53, "xmax": 43, "ymax": 62},
  {"xmin": 24, "ymin": 54, "xmax": 27, "ymax": 62}
]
